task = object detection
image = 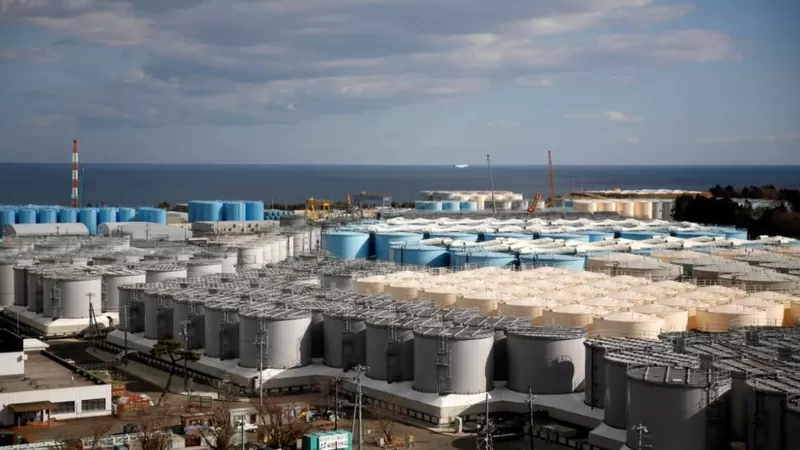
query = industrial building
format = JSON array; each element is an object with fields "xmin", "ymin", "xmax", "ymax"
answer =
[{"xmin": 0, "ymin": 329, "xmax": 112, "ymax": 426}]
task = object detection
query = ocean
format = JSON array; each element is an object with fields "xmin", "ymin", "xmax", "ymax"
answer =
[{"xmin": 0, "ymin": 164, "xmax": 797, "ymax": 207}]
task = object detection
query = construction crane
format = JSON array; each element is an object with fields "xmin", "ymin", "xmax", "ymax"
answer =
[
  {"xmin": 304, "ymin": 197, "xmax": 331, "ymax": 221},
  {"xmin": 546, "ymin": 149, "xmax": 555, "ymax": 207},
  {"xmin": 350, "ymin": 191, "xmax": 392, "ymax": 219},
  {"xmin": 527, "ymin": 193, "xmax": 544, "ymax": 213}
]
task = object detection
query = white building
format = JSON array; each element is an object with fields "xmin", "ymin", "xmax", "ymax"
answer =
[{"xmin": 0, "ymin": 330, "xmax": 112, "ymax": 426}]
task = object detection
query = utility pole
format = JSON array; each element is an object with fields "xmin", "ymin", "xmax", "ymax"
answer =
[
  {"xmin": 332, "ymin": 377, "xmax": 342, "ymax": 431},
  {"xmin": 122, "ymin": 304, "xmax": 129, "ymax": 366},
  {"xmin": 526, "ymin": 387, "xmax": 537, "ymax": 450},
  {"xmin": 254, "ymin": 329, "xmax": 268, "ymax": 404},
  {"xmin": 180, "ymin": 319, "xmax": 191, "ymax": 400},
  {"xmin": 486, "ymin": 154, "xmax": 497, "ymax": 216},
  {"xmin": 631, "ymin": 424, "xmax": 651, "ymax": 450},
  {"xmin": 86, "ymin": 293, "xmax": 97, "ymax": 352},
  {"xmin": 477, "ymin": 394, "xmax": 494, "ymax": 450},
  {"xmin": 351, "ymin": 365, "xmax": 367, "ymax": 450}
]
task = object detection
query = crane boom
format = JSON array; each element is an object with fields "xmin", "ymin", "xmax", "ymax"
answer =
[{"xmin": 547, "ymin": 150, "xmax": 555, "ymax": 207}]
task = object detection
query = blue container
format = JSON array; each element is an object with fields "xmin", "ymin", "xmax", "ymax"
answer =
[
  {"xmin": 118, "ymin": 207, "xmax": 136, "ymax": 222},
  {"xmin": 98, "ymin": 207, "xmax": 118, "ymax": 225},
  {"xmin": 374, "ymin": 231, "xmax": 424, "ymax": 261},
  {"xmin": 206, "ymin": 201, "xmax": 224, "ymax": 221},
  {"xmin": 520, "ymin": 254, "xmax": 586, "ymax": 271},
  {"xmin": 620, "ymin": 231, "xmax": 667, "ymax": 241},
  {"xmin": 79, "ymin": 207, "xmax": 98, "ymax": 235},
  {"xmin": 459, "ymin": 201, "xmax": 478, "ymax": 211},
  {"xmin": 188, "ymin": 201, "xmax": 201, "ymax": 222},
  {"xmin": 450, "ymin": 250, "xmax": 517, "ymax": 268},
  {"xmin": 724, "ymin": 230, "xmax": 748, "ymax": 240},
  {"xmin": 17, "ymin": 208, "xmax": 36, "ymax": 224},
  {"xmin": 58, "ymin": 208, "xmax": 78, "ymax": 223},
  {"xmin": 149, "ymin": 208, "xmax": 167, "ymax": 225},
  {"xmin": 223, "ymin": 201, "xmax": 246, "ymax": 221},
  {"xmin": 539, "ymin": 232, "xmax": 589, "ymax": 242},
  {"xmin": 321, "ymin": 231, "xmax": 370, "ymax": 260},
  {"xmin": 0, "ymin": 208, "xmax": 15, "ymax": 236},
  {"xmin": 37, "ymin": 209, "xmax": 58, "ymax": 224},
  {"xmin": 484, "ymin": 232, "xmax": 534, "ymax": 241},
  {"xmin": 391, "ymin": 244, "xmax": 450, "ymax": 267},
  {"xmin": 440, "ymin": 201, "xmax": 460, "ymax": 211},
  {"xmin": 577, "ymin": 231, "xmax": 614, "ymax": 242},
  {"xmin": 427, "ymin": 232, "xmax": 480, "ymax": 243},
  {"xmin": 244, "ymin": 201, "xmax": 265, "ymax": 221}
]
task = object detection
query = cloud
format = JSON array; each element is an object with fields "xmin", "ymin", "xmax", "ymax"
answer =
[
  {"xmin": 697, "ymin": 134, "xmax": 800, "ymax": 144},
  {"xmin": 0, "ymin": 47, "xmax": 58, "ymax": 61},
  {"xmin": 565, "ymin": 111, "xmax": 645, "ymax": 122},
  {"xmin": 2, "ymin": 0, "xmax": 740, "ymax": 127},
  {"xmin": 487, "ymin": 120, "xmax": 521, "ymax": 128},
  {"xmin": 626, "ymin": 136, "xmax": 642, "ymax": 144}
]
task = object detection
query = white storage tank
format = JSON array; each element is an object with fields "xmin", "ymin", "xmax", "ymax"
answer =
[
  {"xmin": 187, "ymin": 259, "xmax": 223, "ymax": 278},
  {"xmin": 239, "ymin": 307, "xmax": 312, "ymax": 369},
  {"xmin": 386, "ymin": 281, "xmax": 421, "ymax": 301},
  {"xmin": 412, "ymin": 326, "xmax": 495, "ymax": 395},
  {"xmin": 419, "ymin": 286, "xmax": 459, "ymax": 308},
  {"xmin": 51, "ymin": 272, "xmax": 103, "ymax": 319},
  {"xmin": 204, "ymin": 300, "xmax": 241, "ymax": 359},
  {"xmin": 365, "ymin": 316, "xmax": 441, "ymax": 382},
  {"xmin": 237, "ymin": 244, "xmax": 264, "ymax": 270},
  {"xmin": 631, "ymin": 304, "xmax": 689, "ymax": 332},
  {"xmin": 729, "ymin": 297, "xmax": 784, "ymax": 325},
  {"xmin": 541, "ymin": 304, "xmax": 608, "ymax": 329},
  {"xmin": 456, "ymin": 291, "xmax": 502, "ymax": 315},
  {"xmin": 506, "ymin": 327, "xmax": 587, "ymax": 394},
  {"xmin": 592, "ymin": 312, "xmax": 665, "ymax": 339},
  {"xmin": 497, "ymin": 298, "xmax": 561, "ymax": 322},
  {"xmin": 101, "ymin": 267, "xmax": 146, "ymax": 312},
  {"xmin": 323, "ymin": 309, "xmax": 373, "ymax": 370},
  {"xmin": 145, "ymin": 264, "xmax": 187, "ymax": 282}
]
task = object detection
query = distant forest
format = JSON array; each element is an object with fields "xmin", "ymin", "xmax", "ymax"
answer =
[{"xmin": 673, "ymin": 185, "xmax": 800, "ymax": 239}]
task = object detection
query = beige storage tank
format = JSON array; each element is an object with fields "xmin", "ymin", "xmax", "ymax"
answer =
[
  {"xmin": 695, "ymin": 285, "xmax": 748, "ymax": 299},
  {"xmin": 590, "ymin": 279, "xmax": 630, "ymax": 292},
  {"xmin": 419, "ymin": 286, "xmax": 459, "ymax": 308},
  {"xmin": 651, "ymin": 250, "xmax": 709, "ymax": 263},
  {"xmin": 610, "ymin": 274, "xmax": 654, "ymax": 287},
  {"xmin": 497, "ymin": 298, "xmax": 561, "ymax": 323},
  {"xmin": 573, "ymin": 200, "xmax": 597, "ymax": 213},
  {"xmin": 586, "ymin": 253, "xmax": 645, "ymax": 272},
  {"xmin": 537, "ymin": 291, "xmax": 586, "ymax": 304},
  {"xmin": 695, "ymin": 304, "xmax": 769, "ymax": 332},
  {"xmin": 634, "ymin": 201, "xmax": 653, "ymax": 219},
  {"xmin": 563, "ymin": 285, "xmax": 609, "ymax": 297},
  {"xmin": 386, "ymin": 281, "xmax": 421, "ymax": 301},
  {"xmin": 678, "ymin": 290, "xmax": 730, "ymax": 305},
  {"xmin": 632, "ymin": 304, "xmax": 689, "ymax": 332},
  {"xmin": 353, "ymin": 276, "xmax": 387, "ymax": 295},
  {"xmin": 606, "ymin": 290, "xmax": 658, "ymax": 305},
  {"xmin": 746, "ymin": 291, "xmax": 798, "ymax": 325},
  {"xmin": 730, "ymin": 297, "xmax": 784, "ymax": 326},
  {"xmin": 630, "ymin": 284, "xmax": 679, "ymax": 299},
  {"xmin": 619, "ymin": 201, "xmax": 636, "ymax": 217},
  {"xmin": 541, "ymin": 304, "xmax": 609, "ymax": 329},
  {"xmin": 592, "ymin": 312, "xmax": 665, "ymax": 339},
  {"xmin": 650, "ymin": 280, "xmax": 697, "ymax": 293},
  {"xmin": 456, "ymin": 292, "xmax": 501, "ymax": 315},
  {"xmin": 581, "ymin": 296, "xmax": 634, "ymax": 312},
  {"xmin": 656, "ymin": 297, "xmax": 711, "ymax": 330}
]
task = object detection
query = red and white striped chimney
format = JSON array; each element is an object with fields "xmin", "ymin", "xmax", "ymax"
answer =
[{"xmin": 71, "ymin": 139, "xmax": 79, "ymax": 207}]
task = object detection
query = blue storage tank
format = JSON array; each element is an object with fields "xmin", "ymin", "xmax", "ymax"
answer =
[
  {"xmin": 0, "ymin": 209, "xmax": 15, "ymax": 236},
  {"xmin": 391, "ymin": 244, "xmax": 450, "ymax": 267},
  {"xmin": 620, "ymin": 231, "xmax": 667, "ymax": 241},
  {"xmin": 577, "ymin": 231, "xmax": 614, "ymax": 242},
  {"xmin": 374, "ymin": 231, "xmax": 424, "ymax": 261},
  {"xmin": 37, "ymin": 209, "xmax": 58, "ymax": 224},
  {"xmin": 223, "ymin": 201, "xmax": 246, "ymax": 221},
  {"xmin": 450, "ymin": 250, "xmax": 517, "ymax": 269},
  {"xmin": 519, "ymin": 254, "xmax": 586, "ymax": 271},
  {"xmin": 539, "ymin": 232, "xmax": 590, "ymax": 242},
  {"xmin": 321, "ymin": 231, "xmax": 370, "ymax": 260},
  {"xmin": 58, "ymin": 208, "xmax": 78, "ymax": 223},
  {"xmin": 459, "ymin": 201, "xmax": 478, "ymax": 211},
  {"xmin": 98, "ymin": 207, "xmax": 118, "ymax": 225},
  {"xmin": 724, "ymin": 230, "xmax": 748, "ymax": 240},
  {"xmin": 79, "ymin": 208, "xmax": 98, "ymax": 234},
  {"xmin": 118, "ymin": 207, "xmax": 136, "ymax": 222},
  {"xmin": 207, "ymin": 201, "xmax": 224, "ymax": 221},
  {"xmin": 149, "ymin": 208, "xmax": 167, "ymax": 225},
  {"xmin": 441, "ymin": 201, "xmax": 460, "ymax": 211},
  {"xmin": 17, "ymin": 208, "xmax": 36, "ymax": 224},
  {"xmin": 484, "ymin": 232, "xmax": 534, "ymax": 241},
  {"xmin": 244, "ymin": 201, "xmax": 265, "ymax": 221},
  {"xmin": 427, "ymin": 231, "xmax": 480, "ymax": 242},
  {"xmin": 672, "ymin": 231, "xmax": 724, "ymax": 239},
  {"xmin": 188, "ymin": 200, "xmax": 201, "ymax": 222}
]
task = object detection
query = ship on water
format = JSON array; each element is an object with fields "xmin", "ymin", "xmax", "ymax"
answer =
[{"xmin": 453, "ymin": 164, "xmax": 469, "ymax": 169}]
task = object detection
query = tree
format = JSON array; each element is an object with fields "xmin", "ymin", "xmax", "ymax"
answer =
[
  {"xmin": 371, "ymin": 404, "xmax": 400, "ymax": 446},
  {"xmin": 50, "ymin": 417, "xmax": 115, "ymax": 450},
  {"xmin": 150, "ymin": 338, "xmax": 201, "ymax": 406},
  {"xmin": 252, "ymin": 397, "xmax": 311, "ymax": 448},
  {"xmin": 133, "ymin": 401, "xmax": 177, "ymax": 450},
  {"xmin": 198, "ymin": 384, "xmax": 241, "ymax": 450},
  {"xmin": 157, "ymin": 201, "xmax": 170, "ymax": 210}
]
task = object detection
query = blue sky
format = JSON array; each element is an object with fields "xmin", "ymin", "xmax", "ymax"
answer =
[{"xmin": 1, "ymin": 0, "xmax": 798, "ymax": 165}]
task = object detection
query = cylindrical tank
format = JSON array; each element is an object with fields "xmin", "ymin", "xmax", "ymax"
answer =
[
  {"xmin": 244, "ymin": 201, "xmax": 265, "ymax": 221},
  {"xmin": 450, "ymin": 250, "xmax": 517, "ymax": 269},
  {"xmin": 626, "ymin": 366, "xmax": 731, "ymax": 450},
  {"xmin": 239, "ymin": 308, "xmax": 312, "ymax": 369},
  {"xmin": 0, "ymin": 209, "xmax": 16, "ymax": 235},
  {"xmin": 520, "ymin": 254, "xmax": 585, "ymax": 271},
  {"xmin": 172, "ymin": 297, "xmax": 206, "ymax": 350},
  {"xmin": 592, "ymin": 312, "xmax": 666, "ymax": 340},
  {"xmin": 118, "ymin": 284, "xmax": 145, "ymax": 331},
  {"xmin": 323, "ymin": 310, "xmax": 371, "ymax": 370},
  {"xmin": 374, "ymin": 232, "xmax": 424, "ymax": 261},
  {"xmin": 695, "ymin": 305, "xmax": 768, "ymax": 332},
  {"xmin": 222, "ymin": 201, "xmax": 245, "ymax": 221},
  {"xmin": 279, "ymin": 215, "xmax": 306, "ymax": 228},
  {"xmin": 745, "ymin": 376, "xmax": 800, "ymax": 450},
  {"xmin": 0, "ymin": 259, "xmax": 22, "ymax": 307},
  {"xmin": 52, "ymin": 273, "xmax": 103, "ymax": 319},
  {"xmin": 102, "ymin": 269, "xmax": 146, "ymax": 312},
  {"xmin": 203, "ymin": 302, "xmax": 240, "ymax": 359},
  {"xmin": 98, "ymin": 207, "xmax": 117, "ymax": 225},
  {"xmin": 390, "ymin": 244, "xmax": 449, "ymax": 268},
  {"xmin": 506, "ymin": 328, "xmax": 587, "ymax": 394},
  {"xmin": 145, "ymin": 264, "xmax": 187, "ymax": 283},
  {"xmin": 603, "ymin": 351, "xmax": 701, "ymax": 429},
  {"xmin": 604, "ymin": 260, "xmax": 680, "ymax": 280},
  {"xmin": 79, "ymin": 208, "xmax": 98, "ymax": 235},
  {"xmin": 321, "ymin": 231, "xmax": 371, "ymax": 260},
  {"xmin": 58, "ymin": 208, "xmax": 78, "ymax": 224},
  {"xmin": 321, "ymin": 272, "xmax": 353, "ymax": 290},
  {"xmin": 37, "ymin": 209, "xmax": 57, "ymax": 224},
  {"xmin": 237, "ymin": 245, "xmax": 264, "ymax": 270},
  {"xmin": 365, "ymin": 317, "xmax": 434, "ymax": 382},
  {"xmin": 187, "ymin": 260, "xmax": 223, "ymax": 278},
  {"xmin": 117, "ymin": 207, "xmax": 136, "ymax": 222},
  {"xmin": 13, "ymin": 265, "xmax": 31, "ymax": 307},
  {"xmin": 413, "ymin": 326, "xmax": 495, "ymax": 395},
  {"xmin": 17, "ymin": 209, "xmax": 36, "ymax": 224}
]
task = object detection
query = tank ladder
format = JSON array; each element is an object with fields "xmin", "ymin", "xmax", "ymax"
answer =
[
  {"xmin": 342, "ymin": 316, "xmax": 355, "ymax": 371},
  {"xmin": 386, "ymin": 324, "xmax": 402, "ymax": 383},
  {"xmin": 220, "ymin": 309, "xmax": 231, "ymax": 360},
  {"xmin": 156, "ymin": 294, "xmax": 171, "ymax": 339},
  {"xmin": 51, "ymin": 285, "xmax": 62, "ymax": 319},
  {"xmin": 34, "ymin": 276, "xmax": 44, "ymax": 314},
  {"xmin": 256, "ymin": 318, "xmax": 270, "ymax": 368},
  {"xmin": 436, "ymin": 334, "xmax": 452, "ymax": 395}
]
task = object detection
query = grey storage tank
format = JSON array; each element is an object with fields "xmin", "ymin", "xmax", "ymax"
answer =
[
  {"xmin": 365, "ymin": 316, "xmax": 443, "ymax": 382},
  {"xmin": 101, "ymin": 267, "xmax": 146, "ymax": 312},
  {"xmin": 143, "ymin": 288, "xmax": 178, "ymax": 340},
  {"xmin": 239, "ymin": 306, "xmax": 312, "ymax": 369},
  {"xmin": 605, "ymin": 260, "xmax": 681, "ymax": 281},
  {"xmin": 51, "ymin": 272, "xmax": 103, "ymax": 319},
  {"xmin": 186, "ymin": 259, "xmax": 223, "ymax": 278},
  {"xmin": 413, "ymin": 326, "xmax": 495, "ymax": 395},
  {"xmin": 288, "ymin": 298, "xmax": 330, "ymax": 359},
  {"xmin": 506, "ymin": 327, "xmax": 587, "ymax": 395},
  {"xmin": 321, "ymin": 271, "xmax": 354, "ymax": 290},
  {"xmin": 118, "ymin": 283, "xmax": 147, "ymax": 332},
  {"xmin": 584, "ymin": 337, "xmax": 672, "ymax": 409},
  {"xmin": 745, "ymin": 375, "xmax": 800, "ymax": 450},
  {"xmin": 454, "ymin": 315, "xmax": 532, "ymax": 383},
  {"xmin": 204, "ymin": 300, "xmax": 241, "ymax": 360},
  {"xmin": 323, "ymin": 309, "xmax": 374, "ymax": 371},
  {"xmin": 172, "ymin": 295, "xmax": 207, "ymax": 350},
  {"xmin": 12, "ymin": 265, "xmax": 31, "ymax": 307},
  {"xmin": 603, "ymin": 350, "xmax": 700, "ymax": 429},
  {"xmin": 626, "ymin": 366, "xmax": 731, "ymax": 450},
  {"xmin": 787, "ymin": 396, "xmax": 800, "ymax": 450},
  {"xmin": 145, "ymin": 263, "xmax": 187, "ymax": 283}
]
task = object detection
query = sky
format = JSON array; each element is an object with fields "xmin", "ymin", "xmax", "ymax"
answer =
[{"xmin": 1, "ymin": 0, "xmax": 798, "ymax": 165}]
